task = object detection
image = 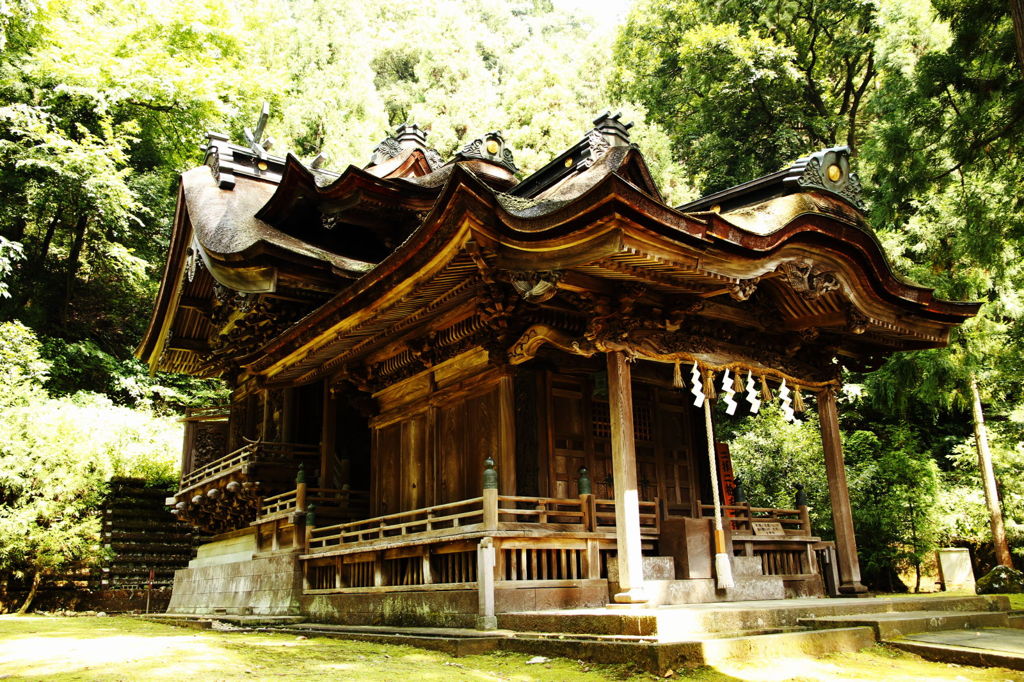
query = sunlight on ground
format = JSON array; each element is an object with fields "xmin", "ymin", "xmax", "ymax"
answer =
[
  {"xmin": 714, "ymin": 650, "xmax": 1024, "ymax": 682},
  {"xmin": 0, "ymin": 624, "xmax": 241, "ymax": 679},
  {"xmin": 2, "ymin": 615, "xmax": 1023, "ymax": 681},
  {"xmin": 0, "ymin": 616, "xmax": 640, "ymax": 681}
]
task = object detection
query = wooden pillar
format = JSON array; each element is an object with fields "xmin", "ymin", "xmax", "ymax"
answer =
[
  {"xmin": 477, "ymin": 537, "xmax": 497, "ymax": 630},
  {"xmin": 606, "ymin": 351, "xmax": 647, "ymax": 604},
  {"xmin": 281, "ymin": 387, "xmax": 295, "ymax": 443},
  {"xmin": 260, "ymin": 389, "xmax": 271, "ymax": 440},
  {"xmin": 817, "ymin": 387, "xmax": 867, "ymax": 594},
  {"xmin": 321, "ymin": 383, "xmax": 337, "ymax": 489}
]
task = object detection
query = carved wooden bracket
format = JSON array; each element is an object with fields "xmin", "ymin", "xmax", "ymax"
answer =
[{"xmin": 776, "ymin": 261, "xmax": 841, "ymax": 300}]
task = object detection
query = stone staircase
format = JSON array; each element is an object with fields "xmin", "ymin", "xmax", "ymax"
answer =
[
  {"xmin": 607, "ymin": 555, "xmax": 789, "ymax": 604},
  {"xmin": 150, "ymin": 594, "xmax": 1022, "ymax": 674}
]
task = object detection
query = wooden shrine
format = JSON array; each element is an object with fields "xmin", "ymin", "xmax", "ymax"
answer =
[{"xmin": 138, "ymin": 110, "xmax": 978, "ymax": 625}]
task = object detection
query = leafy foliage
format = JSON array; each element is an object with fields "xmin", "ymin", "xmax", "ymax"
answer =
[{"xmin": 0, "ymin": 322, "xmax": 180, "ymax": 602}]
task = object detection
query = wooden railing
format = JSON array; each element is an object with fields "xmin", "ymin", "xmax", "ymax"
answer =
[
  {"xmin": 259, "ymin": 488, "xmax": 370, "ymax": 519},
  {"xmin": 308, "ymin": 497, "xmax": 486, "ymax": 550},
  {"xmin": 698, "ymin": 502, "xmax": 811, "ymax": 536},
  {"xmin": 307, "ymin": 493, "xmax": 661, "ymax": 553},
  {"xmin": 496, "ymin": 495, "xmax": 588, "ymax": 530},
  {"xmin": 183, "ymin": 404, "xmax": 231, "ymax": 421},
  {"xmin": 595, "ymin": 499, "xmax": 660, "ymax": 534},
  {"xmin": 180, "ymin": 440, "xmax": 320, "ymax": 490}
]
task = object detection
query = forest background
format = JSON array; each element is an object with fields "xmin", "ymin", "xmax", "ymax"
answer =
[{"xmin": 0, "ymin": 0, "xmax": 1022, "ymax": 595}]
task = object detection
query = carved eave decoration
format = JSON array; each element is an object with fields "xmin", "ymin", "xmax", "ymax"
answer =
[{"xmin": 234, "ymin": 156, "xmax": 977, "ymax": 395}]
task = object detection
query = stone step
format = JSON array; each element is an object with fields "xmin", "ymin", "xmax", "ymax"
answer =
[
  {"xmin": 278, "ymin": 623, "xmax": 505, "ymax": 656},
  {"xmin": 499, "ymin": 595, "xmax": 1010, "ymax": 638},
  {"xmin": 142, "ymin": 613, "xmax": 306, "ymax": 628},
  {"xmin": 692, "ymin": 626, "xmax": 876, "ymax": 666},
  {"xmin": 888, "ymin": 628, "xmax": 1024, "ymax": 670},
  {"xmin": 498, "ymin": 625, "xmax": 877, "ymax": 670},
  {"xmin": 799, "ymin": 609, "xmax": 1010, "ymax": 639}
]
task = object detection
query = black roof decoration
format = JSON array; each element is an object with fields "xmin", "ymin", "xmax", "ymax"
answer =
[
  {"xmin": 679, "ymin": 145, "xmax": 866, "ymax": 214},
  {"xmin": 454, "ymin": 130, "xmax": 518, "ymax": 173}
]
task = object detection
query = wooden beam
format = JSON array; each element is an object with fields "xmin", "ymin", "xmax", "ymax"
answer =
[
  {"xmin": 167, "ymin": 336, "xmax": 209, "ymax": 353},
  {"xmin": 178, "ymin": 296, "xmax": 210, "ymax": 312}
]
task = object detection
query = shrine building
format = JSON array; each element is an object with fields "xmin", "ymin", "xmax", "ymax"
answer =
[{"xmin": 138, "ymin": 110, "xmax": 979, "ymax": 626}]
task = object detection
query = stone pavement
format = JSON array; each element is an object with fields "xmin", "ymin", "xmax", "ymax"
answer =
[{"xmin": 890, "ymin": 627, "xmax": 1024, "ymax": 670}]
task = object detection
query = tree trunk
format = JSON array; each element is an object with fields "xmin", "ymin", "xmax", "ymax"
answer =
[
  {"xmin": 62, "ymin": 213, "xmax": 89, "ymax": 323},
  {"xmin": 16, "ymin": 571, "xmax": 41, "ymax": 615},
  {"xmin": 970, "ymin": 375, "xmax": 1013, "ymax": 567},
  {"xmin": 1010, "ymin": 0, "xmax": 1024, "ymax": 78}
]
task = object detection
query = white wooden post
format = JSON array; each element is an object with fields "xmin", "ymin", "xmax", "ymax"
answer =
[{"xmin": 606, "ymin": 351, "xmax": 647, "ymax": 604}]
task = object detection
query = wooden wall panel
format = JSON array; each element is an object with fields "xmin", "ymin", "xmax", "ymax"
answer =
[
  {"xmin": 374, "ymin": 423, "xmax": 401, "ymax": 515},
  {"xmin": 401, "ymin": 414, "xmax": 427, "ymax": 510},
  {"xmin": 436, "ymin": 403, "xmax": 464, "ymax": 504}
]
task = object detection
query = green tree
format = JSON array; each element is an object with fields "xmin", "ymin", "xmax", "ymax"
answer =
[
  {"xmin": 0, "ymin": 322, "xmax": 181, "ymax": 613},
  {"xmin": 611, "ymin": 0, "xmax": 880, "ymax": 193}
]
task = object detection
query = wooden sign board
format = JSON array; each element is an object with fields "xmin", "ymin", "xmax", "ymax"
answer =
[{"xmin": 751, "ymin": 521, "xmax": 786, "ymax": 537}]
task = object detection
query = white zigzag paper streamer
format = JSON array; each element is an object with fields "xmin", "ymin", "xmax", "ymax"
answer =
[
  {"xmin": 778, "ymin": 378, "xmax": 796, "ymax": 422},
  {"xmin": 721, "ymin": 369, "xmax": 737, "ymax": 415},
  {"xmin": 745, "ymin": 372, "xmax": 761, "ymax": 414},
  {"xmin": 690, "ymin": 362, "xmax": 705, "ymax": 407}
]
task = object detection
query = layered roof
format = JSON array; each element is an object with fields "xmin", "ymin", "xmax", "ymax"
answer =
[{"xmin": 138, "ymin": 112, "xmax": 979, "ymax": 385}]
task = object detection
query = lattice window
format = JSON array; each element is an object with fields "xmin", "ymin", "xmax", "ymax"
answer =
[
  {"xmin": 307, "ymin": 563, "xmax": 336, "ymax": 590},
  {"xmin": 591, "ymin": 400, "xmax": 653, "ymax": 442},
  {"xmin": 432, "ymin": 551, "xmax": 477, "ymax": 584},
  {"xmin": 633, "ymin": 401, "xmax": 654, "ymax": 442},
  {"xmin": 592, "ymin": 401, "xmax": 611, "ymax": 438},
  {"xmin": 501, "ymin": 547, "xmax": 583, "ymax": 581},
  {"xmin": 383, "ymin": 557, "xmax": 425, "ymax": 586},
  {"xmin": 345, "ymin": 560, "xmax": 375, "ymax": 588}
]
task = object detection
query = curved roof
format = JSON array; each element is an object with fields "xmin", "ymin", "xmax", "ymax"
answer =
[{"xmin": 138, "ymin": 121, "xmax": 979, "ymax": 383}]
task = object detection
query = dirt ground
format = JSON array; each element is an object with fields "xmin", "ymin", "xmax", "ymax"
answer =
[{"xmin": 0, "ymin": 615, "xmax": 1022, "ymax": 681}]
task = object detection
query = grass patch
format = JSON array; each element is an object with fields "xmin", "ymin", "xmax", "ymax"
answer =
[
  {"xmin": 0, "ymin": 616, "xmax": 644, "ymax": 681},
  {"xmin": 0, "ymin": 615, "xmax": 1022, "ymax": 681}
]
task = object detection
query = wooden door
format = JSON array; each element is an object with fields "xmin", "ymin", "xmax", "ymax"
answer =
[
  {"xmin": 656, "ymin": 392, "xmax": 698, "ymax": 517},
  {"xmin": 549, "ymin": 375, "xmax": 587, "ymax": 498}
]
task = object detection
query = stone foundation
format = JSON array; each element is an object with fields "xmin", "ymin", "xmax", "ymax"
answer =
[
  {"xmin": 301, "ymin": 581, "xmax": 609, "ymax": 628},
  {"xmin": 167, "ymin": 532, "xmax": 302, "ymax": 616}
]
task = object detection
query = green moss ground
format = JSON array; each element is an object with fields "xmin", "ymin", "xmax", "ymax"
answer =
[{"xmin": 0, "ymin": 614, "xmax": 1022, "ymax": 681}]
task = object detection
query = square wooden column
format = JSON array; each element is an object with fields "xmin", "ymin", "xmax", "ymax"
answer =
[
  {"xmin": 817, "ymin": 386, "xmax": 867, "ymax": 594},
  {"xmin": 606, "ymin": 351, "xmax": 648, "ymax": 604},
  {"xmin": 320, "ymin": 383, "xmax": 337, "ymax": 489}
]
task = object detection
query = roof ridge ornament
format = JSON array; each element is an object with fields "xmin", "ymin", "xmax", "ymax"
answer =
[
  {"xmin": 243, "ymin": 102, "xmax": 274, "ymax": 159},
  {"xmin": 369, "ymin": 123, "xmax": 443, "ymax": 169},
  {"xmin": 456, "ymin": 130, "xmax": 518, "ymax": 173},
  {"xmin": 581, "ymin": 112, "xmax": 633, "ymax": 169},
  {"xmin": 784, "ymin": 145, "xmax": 865, "ymax": 211}
]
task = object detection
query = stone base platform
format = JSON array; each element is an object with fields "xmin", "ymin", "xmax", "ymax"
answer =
[{"xmin": 153, "ymin": 594, "xmax": 1016, "ymax": 674}]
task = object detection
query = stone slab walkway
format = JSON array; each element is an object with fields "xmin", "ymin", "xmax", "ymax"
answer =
[{"xmin": 890, "ymin": 628, "xmax": 1024, "ymax": 670}]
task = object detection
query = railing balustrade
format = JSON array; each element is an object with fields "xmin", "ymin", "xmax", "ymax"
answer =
[
  {"xmin": 258, "ymin": 488, "xmax": 371, "ymax": 520},
  {"xmin": 179, "ymin": 440, "xmax": 320, "ymax": 489},
  {"xmin": 306, "ymin": 493, "xmax": 662, "ymax": 553},
  {"xmin": 183, "ymin": 404, "xmax": 231, "ymax": 421},
  {"xmin": 697, "ymin": 502, "xmax": 811, "ymax": 536},
  {"xmin": 308, "ymin": 497, "xmax": 487, "ymax": 550}
]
